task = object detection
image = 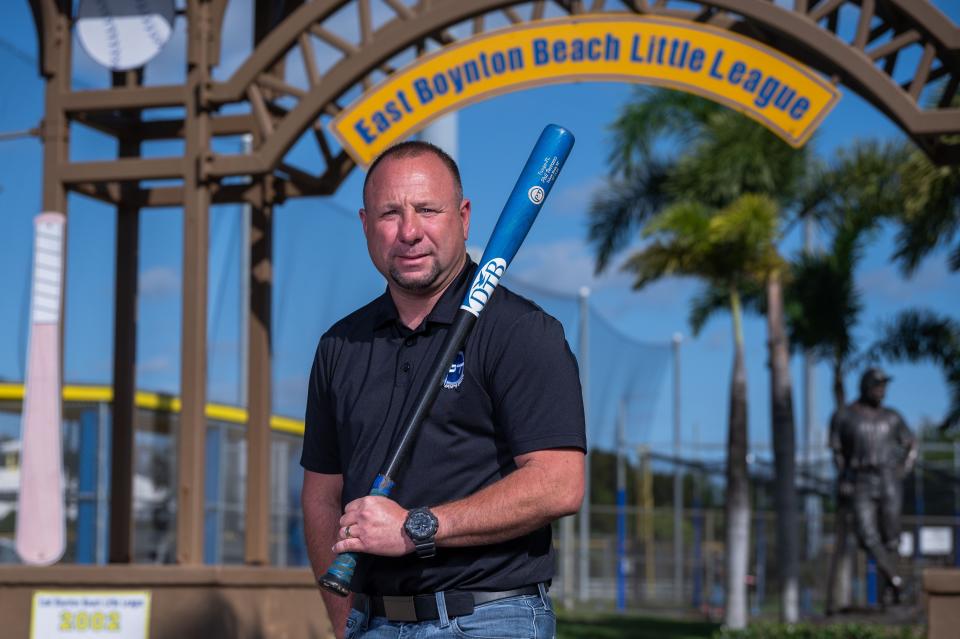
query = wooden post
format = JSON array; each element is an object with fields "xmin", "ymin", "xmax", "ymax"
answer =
[
  {"xmin": 108, "ymin": 68, "xmax": 143, "ymax": 564},
  {"xmin": 244, "ymin": 177, "xmax": 273, "ymax": 565},
  {"xmin": 176, "ymin": 0, "xmax": 213, "ymax": 565}
]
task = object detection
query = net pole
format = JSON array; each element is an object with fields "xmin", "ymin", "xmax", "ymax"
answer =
[
  {"xmin": 578, "ymin": 287, "xmax": 591, "ymax": 604},
  {"xmin": 673, "ymin": 333, "xmax": 683, "ymax": 603}
]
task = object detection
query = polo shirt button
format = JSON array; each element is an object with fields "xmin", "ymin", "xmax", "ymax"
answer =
[
  {"xmin": 401, "ymin": 362, "xmax": 411, "ymax": 372},
  {"xmin": 405, "ymin": 338, "xmax": 416, "ymax": 347}
]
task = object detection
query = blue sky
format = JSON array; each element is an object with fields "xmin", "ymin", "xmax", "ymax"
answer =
[{"xmin": 1, "ymin": 1, "xmax": 959, "ymax": 461}]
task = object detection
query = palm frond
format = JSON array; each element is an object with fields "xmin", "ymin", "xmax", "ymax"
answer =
[
  {"xmin": 608, "ymin": 88, "xmax": 721, "ymax": 176},
  {"xmin": 710, "ymin": 194, "xmax": 784, "ymax": 278},
  {"xmin": 785, "ymin": 251, "xmax": 862, "ymax": 360},
  {"xmin": 621, "ymin": 200, "xmax": 718, "ymax": 288},
  {"xmin": 688, "ymin": 285, "xmax": 730, "ymax": 336},
  {"xmin": 668, "ymin": 110, "xmax": 808, "ymax": 208},
  {"xmin": 621, "ymin": 241, "xmax": 697, "ymax": 289},
  {"xmin": 863, "ymin": 310, "xmax": 960, "ymax": 430},
  {"xmin": 795, "ymin": 139, "xmax": 907, "ymax": 238},
  {"xmin": 642, "ymin": 200, "xmax": 712, "ymax": 243},
  {"xmin": 587, "ymin": 161, "xmax": 671, "ymax": 273},
  {"xmin": 893, "ymin": 151, "xmax": 960, "ymax": 275}
]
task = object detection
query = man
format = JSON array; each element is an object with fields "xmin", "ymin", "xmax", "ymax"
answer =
[
  {"xmin": 300, "ymin": 141, "xmax": 586, "ymax": 639},
  {"xmin": 829, "ymin": 367, "xmax": 917, "ymax": 606}
]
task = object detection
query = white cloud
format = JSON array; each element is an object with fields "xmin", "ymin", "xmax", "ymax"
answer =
[
  {"xmin": 622, "ymin": 275, "xmax": 699, "ymax": 307},
  {"xmin": 702, "ymin": 324, "xmax": 731, "ymax": 351},
  {"xmin": 505, "ymin": 239, "xmax": 704, "ymax": 314},
  {"xmin": 858, "ymin": 259, "xmax": 952, "ymax": 303},
  {"xmin": 547, "ymin": 175, "xmax": 607, "ymax": 217},
  {"xmin": 507, "ymin": 238, "xmax": 629, "ymax": 294},
  {"xmin": 136, "ymin": 354, "xmax": 173, "ymax": 375},
  {"xmin": 139, "ymin": 266, "xmax": 179, "ymax": 297}
]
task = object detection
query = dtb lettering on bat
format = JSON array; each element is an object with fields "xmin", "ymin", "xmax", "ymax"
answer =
[{"xmin": 461, "ymin": 258, "xmax": 508, "ymax": 316}]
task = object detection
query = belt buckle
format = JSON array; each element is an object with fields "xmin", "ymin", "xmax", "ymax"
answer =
[{"xmin": 381, "ymin": 595, "xmax": 419, "ymax": 622}]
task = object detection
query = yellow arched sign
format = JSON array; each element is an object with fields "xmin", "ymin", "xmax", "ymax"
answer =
[{"xmin": 331, "ymin": 15, "xmax": 840, "ymax": 166}]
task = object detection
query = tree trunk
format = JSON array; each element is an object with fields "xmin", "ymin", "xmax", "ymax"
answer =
[
  {"xmin": 767, "ymin": 271, "xmax": 799, "ymax": 623},
  {"xmin": 725, "ymin": 289, "xmax": 750, "ymax": 629},
  {"xmin": 827, "ymin": 352, "xmax": 852, "ymax": 613},
  {"xmin": 832, "ymin": 355, "xmax": 845, "ymax": 409}
]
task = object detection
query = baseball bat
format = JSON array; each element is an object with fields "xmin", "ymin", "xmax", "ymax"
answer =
[
  {"xmin": 16, "ymin": 212, "xmax": 67, "ymax": 566},
  {"xmin": 319, "ymin": 124, "xmax": 575, "ymax": 596}
]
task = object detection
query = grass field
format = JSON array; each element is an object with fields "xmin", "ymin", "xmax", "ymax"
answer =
[
  {"xmin": 556, "ymin": 612, "xmax": 926, "ymax": 639},
  {"xmin": 557, "ymin": 611, "xmax": 720, "ymax": 639}
]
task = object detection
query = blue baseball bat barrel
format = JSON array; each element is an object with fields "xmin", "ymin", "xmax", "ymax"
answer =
[
  {"xmin": 319, "ymin": 124, "xmax": 575, "ymax": 597},
  {"xmin": 460, "ymin": 124, "xmax": 575, "ymax": 317}
]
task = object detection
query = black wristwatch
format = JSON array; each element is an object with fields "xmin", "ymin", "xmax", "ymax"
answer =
[{"xmin": 403, "ymin": 507, "xmax": 439, "ymax": 559}]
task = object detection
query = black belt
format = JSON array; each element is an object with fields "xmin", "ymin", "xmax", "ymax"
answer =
[{"xmin": 355, "ymin": 584, "xmax": 543, "ymax": 622}]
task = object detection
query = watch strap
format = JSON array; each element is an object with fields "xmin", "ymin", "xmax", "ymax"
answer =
[{"xmin": 413, "ymin": 537, "xmax": 436, "ymax": 559}]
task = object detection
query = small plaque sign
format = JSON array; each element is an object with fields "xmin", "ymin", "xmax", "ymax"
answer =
[
  {"xmin": 30, "ymin": 591, "xmax": 151, "ymax": 639},
  {"xmin": 920, "ymin": 526, "xmax": 954, "ymax": 556}
]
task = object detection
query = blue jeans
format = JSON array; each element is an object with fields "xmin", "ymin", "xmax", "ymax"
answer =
[{"xmin": 345, "ymin": 583, "xmax": 555, "ymax": 639}]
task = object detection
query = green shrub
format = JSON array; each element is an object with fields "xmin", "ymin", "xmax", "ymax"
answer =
[{"xmin": 714, "ymin": 622, "xmax": 922, "ymax": 639}]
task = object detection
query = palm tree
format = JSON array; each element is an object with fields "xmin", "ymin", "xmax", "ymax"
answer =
[
  {"xmin": 788, "ymin": 140, "xmax": 910, "ymax": 409},
  {"xmin": 786, "ymin": 242, "xmax": 861, "ymax": 409},
  {"xmin": 619, "ymin": 194, "xmax": 780, "ymax": 629},
  {"xmin": 589, "ymin": 88, "xmax": 807, "ymax": 624},
  {"xmin": 891, "ymin": 107, "xmax": 960, "ymax": 276},
  {"xmin": 870, "ymin": 98, "xmax": 960, "ymax": 431}
]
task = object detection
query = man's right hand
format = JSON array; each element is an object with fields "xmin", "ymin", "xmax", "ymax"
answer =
[{"xmin": 302, "ymin": 471, "xmax": 353, "ymax": 639}]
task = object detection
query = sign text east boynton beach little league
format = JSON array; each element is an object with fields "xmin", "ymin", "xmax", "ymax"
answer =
[{"xmin": 330, "ymin": 16, "xmax": 840, "ymax": 166}]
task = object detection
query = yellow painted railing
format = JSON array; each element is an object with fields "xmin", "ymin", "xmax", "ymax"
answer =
[{"xmin": 0, "ymin": 383, "xmax": 304, "ymax": 436}]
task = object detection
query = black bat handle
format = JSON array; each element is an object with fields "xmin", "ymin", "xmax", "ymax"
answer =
[
  {"xmin": 319, "ymin": 311, "xmax": 476, "ymax": 596},
  {"xmin": 382, "ymin": 312, "xmax": 476, "ymax": 477}
]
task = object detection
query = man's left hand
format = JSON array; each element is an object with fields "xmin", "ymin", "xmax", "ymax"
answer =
[{"xmin": 332, "ymin": 496, "xmax": 416, "ymax": 557}]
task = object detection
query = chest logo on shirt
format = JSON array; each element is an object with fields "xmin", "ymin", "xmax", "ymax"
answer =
[{"xmin": 443, "ymin": 351, "xmax": 465, "ymax": 389}]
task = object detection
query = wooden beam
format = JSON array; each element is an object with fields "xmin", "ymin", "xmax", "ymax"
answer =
[
  {"xmin": 61, "ymin": 157, "xmax": 183, "ymax": 183},
  {"xmin": 908, "ymin": 42, "xmax": 937, "ymax": 100},
  {"xmin": 852, "ymin": 0, "xmax": 874, "ymax": 51},
  {"xmin": 867, "ymin": 30, "xmax": 920, "ymax": 62},
  {"xmin": 176, "ymin": 0, "xmax": 213, "ymax": 566},
  {"xmin": 244, "ymin": 180, "xmax": 273, "ymax": 566},
  {"xmin": 808, "ymin": 0, "xmax": 844, "ymax": 24},
  {"xmin": 62, "ymin": 85, "xmax": 187, "ymax": 112}
]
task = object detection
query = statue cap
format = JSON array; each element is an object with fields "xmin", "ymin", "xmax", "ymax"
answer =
[{"xmin": 861, "ymin": 367, "xmax": 892, "ymax": 387}]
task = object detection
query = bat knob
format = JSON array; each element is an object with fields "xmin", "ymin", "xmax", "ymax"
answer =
[
  {"xmin": 319, "ymin": 574, "xmax": 352, "ymax": 597},
  {"xmin": 319, "ymin": 552, "xmax": 357, "ymax": 597}
]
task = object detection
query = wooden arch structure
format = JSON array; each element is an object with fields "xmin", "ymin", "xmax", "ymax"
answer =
[{"xmin": 26, "ymin": 0, "xmax": 960, "ymax": 568}]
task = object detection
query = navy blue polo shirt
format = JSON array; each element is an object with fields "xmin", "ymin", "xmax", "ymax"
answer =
[{"xmin": 301, "ymin": 259, "xmax": 586, "ymax": 595}]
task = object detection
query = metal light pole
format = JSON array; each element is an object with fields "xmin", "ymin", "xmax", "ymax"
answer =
[
  {"xmin": 557, "ymin": 284, "xmax": 584, "ymax": 608},
  {"xmin": 802, "ymin": 218, "xmax": 821, "ymax": 561},
  {"xmin": 578, "ymin": 287, "xmax": 591, "ymax": 604},
  {"xmin": 673, "ymin": 333, "xmax": 683, "ymax": 603},
  {"xmin": 616, "ymin": 397, "xmax": 627, "ymax": 611}
]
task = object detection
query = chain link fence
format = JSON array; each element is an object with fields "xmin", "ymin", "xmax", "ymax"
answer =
[{"xmin": 553, "ymin": 443, "xmax": 960, "ymax": 619}]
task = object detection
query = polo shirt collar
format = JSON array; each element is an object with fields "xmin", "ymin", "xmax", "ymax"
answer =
[
  {"xmin": 371, "ymin": 257, "xmax": 477, "ymax": 330},
  {"xmin": 426, "ymin": 256, "xmax": 476, "ymax": 325}
]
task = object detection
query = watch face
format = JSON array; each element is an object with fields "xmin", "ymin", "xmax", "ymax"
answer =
[{"xmin": 405, "ymin": 509, "xmax": 437, "ymax": 540}]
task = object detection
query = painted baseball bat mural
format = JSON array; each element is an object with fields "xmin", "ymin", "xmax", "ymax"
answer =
[
  {"xmin": 320, "ymin": 123, "xmax": 575, "ymax": 596},
  {"xmin": 16, "ymin": 212, "xmax": 67, "ymax": 566}
]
